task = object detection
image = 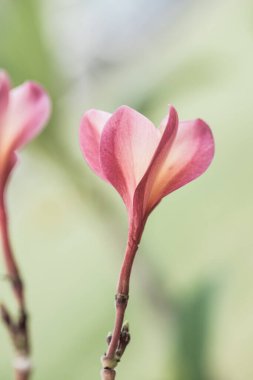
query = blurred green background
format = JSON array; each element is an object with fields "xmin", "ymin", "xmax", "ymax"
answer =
[{"xmin": 0, "ymin": 0, "xmax": 253, "ymax": 379}]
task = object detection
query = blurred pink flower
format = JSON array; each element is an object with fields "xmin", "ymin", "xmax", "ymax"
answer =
[
  {"xmin": 0, "ymin": 71, "xmax": 51, "ymax": 194},
  {"xmin": 80, "ymin": 105, "xmax": 214, "ymax": 239}
]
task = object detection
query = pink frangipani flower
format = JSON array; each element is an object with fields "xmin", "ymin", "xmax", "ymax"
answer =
[
  {"xmin": 0, "ymin": 71, "xmax": 51, "ymax": 379},
  {"xmin": 0, "ymin": 69, "xmax": 51, "ymax": 305},
  {"xmin": 80, "ymin": 105, "xmax": 214, "ymax": 377},
  {"xmin": 0, "ymin": 71, "xmax": 51, "ymax": 195},
  {"xmin": 80, "ymin": 105, "xmax": 214, "ymax": 240}
]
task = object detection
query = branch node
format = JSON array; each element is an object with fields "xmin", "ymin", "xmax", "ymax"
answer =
[
  {"xmin": 115, "ymin": 293, "xmax": 129, "ymax": 306},
  {"xmin": 106, "ymin": 332, "xmax": 112, "ymax": 345},
  {"xmin": 115, "ymin": 322, "xmax": 131, "ymax": 360},
  {"xmin": 13, "ymin": 354, "xmax": 32, "ymax": 373},
  {"xmin": 101, "ymin": 355, "xmax": 118, "ymax": 370},
  {"xmin": 1, "ymin": 303, "xmax": 11, "ymax": 323},
  {"xmin": 0, "ymin": 303, "xmax": 29, "ymax": 354},
  {"xmin": 100, "ymin": 368, "xmax": 116, "ymax": 380}
]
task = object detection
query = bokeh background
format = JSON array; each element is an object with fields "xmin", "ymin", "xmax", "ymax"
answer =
[{"xmin": 0, "ymin": 0, "xmax": 253, "ymax": 379}]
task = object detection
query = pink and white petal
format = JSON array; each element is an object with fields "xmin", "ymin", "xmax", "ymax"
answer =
[
  {"xmin": 100, "ymin": 106, "xmax": 160, "ymax": 211},
  {"xmin": 147, "ymin": 118, "xmax": 215, "ymax": 211},
  {"xmin": 0, "ymin": 71, "xmax": 10, "ymax": 127},
  {"xmin": 79, "ymin": 109, "xmax": 111, "ymax": 180},
  {"xmin": 133, "ymin": 106, "xmax": 178, "ymax": 222},
  {"xmin": 2, "ymin": 81, "xmax": 51, "ymax": 153}
]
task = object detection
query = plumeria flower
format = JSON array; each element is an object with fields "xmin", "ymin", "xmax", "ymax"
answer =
[
  {"xmin": 80, "ymin": 105, "xmax": 214, "ymax": 240},
  {"xmin": 0, "ymin": 71, "xmax": 51, "ymax": 195},
  {"xmin": 0, "ymin": 71, "xmax": 51, "ymax": 379},
  {"xmin": 79, "ymin": 105, "xmax": 214, "ymax": 377},
  {"xmin": 0, "ymin": 69, "xmax": 51, "ymax": 310}
]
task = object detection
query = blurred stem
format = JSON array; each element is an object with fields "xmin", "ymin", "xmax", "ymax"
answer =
[
  {"xmin": 100, "ymin": 369, "xmax": 116, "ymax": 380},
  {"xmin": 0, "ymin": 191, "xmax": 31, "ymax": 380},
  {"xmin": 0, "ymin": 192, "xmax": 24, "ymax": 306},
  {"xmin": 15, "ymin": 371, "xmax": 31, "ymax": 380},
  {"xmin": 101, "ymin": 229, "xmax": 142, "ymax": 377}
]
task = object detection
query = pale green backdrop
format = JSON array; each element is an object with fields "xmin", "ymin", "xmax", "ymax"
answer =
[{"xmin": 0, "ymin": 0, "xmax": 252, "ymax": 379}]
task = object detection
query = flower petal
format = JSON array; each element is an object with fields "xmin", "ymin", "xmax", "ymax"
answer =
[
  {"xmin": 79, "ymin": 109, "xmax": 111, "ymax": 180},
  {"xmin": 0, "ymin": 80, "xmax": 51, "ymax": 193},
  {"xmin": 2, "ymin": 81, "xmax": 51, "ymax": 153},
  {"xmin": 133, "ymin": 106, "xmax": 178, "ymax": 224},
  {"xmin": 100, "ymin": 106, "xmax": 160, "ymax": 211},
  {"xmin": 146, "ymin": 118, "xmax": 215, "ymax": 211}
]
